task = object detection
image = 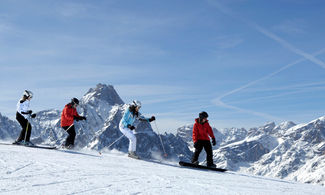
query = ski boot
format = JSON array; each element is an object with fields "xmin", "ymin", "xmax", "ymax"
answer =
[
  {"xmin": 192, "ymin": 161, "xmax": 199, "ymax": 165},
  {"xmin": 207, "ymin": 163, "xmax": 216, "ymax": 168},
  {"xmin": 13, "ymin": 140, "xmax": 23, "ymax": 145},
  {"xmin": 24, "ymin": 141, "xmax": 35, "ymax": 146},
  {"xmin": 128, "ymin": 151, "xmax": 140, "ymax": 159},
  {"xmin": 62, "ymin": 144, "xmax": 74, "ymax": 149}
]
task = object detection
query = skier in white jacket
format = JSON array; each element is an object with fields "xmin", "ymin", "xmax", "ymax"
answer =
[
  {"xmin": 119, "ymin": 100, "xmax": 155, "ymax": 159},
  {"xmin": 13, "ymin": 90, "xmax": 37, "ymax": 146}
]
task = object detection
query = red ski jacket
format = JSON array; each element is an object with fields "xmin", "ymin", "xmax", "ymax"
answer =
[
  {"xmin": 192, "ymin": 118, "xmax": 215, "ymax": 143},
  {"xmin": 61, "ymin": 104, "xmax": 80, "ymax": 127}
]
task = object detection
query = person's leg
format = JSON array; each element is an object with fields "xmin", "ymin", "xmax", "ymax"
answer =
[
  {"xmin": 63, "ymin": 125, "xmax": 76, "ymax": 147},
  {"xmin": 119, "ymin": 126, "xmax": 137, "ymax": 152},
  {"xmin": 191, "ymin": 140, "xmax": 204, "ymax": 163},
  {"xmin": 25, "ymin": 122, "xmax": 32, "ymax": 142},
  {"xmin": 204, "ymin": 141, "xmax": 214, "ymax": 166},
  {"xmin": 16, "ymin": 112, "xmax": 28, "ymax": 142}
]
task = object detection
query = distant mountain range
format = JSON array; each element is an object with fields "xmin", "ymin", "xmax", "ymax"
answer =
[{"xmin": 0, "ymin": 83, "xmax": 324, "ymax": 186}]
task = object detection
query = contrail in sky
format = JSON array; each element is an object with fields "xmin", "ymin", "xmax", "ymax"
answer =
[{"xmin": 208, "ymin": 0, "xmax": 325, "ymax": 120}]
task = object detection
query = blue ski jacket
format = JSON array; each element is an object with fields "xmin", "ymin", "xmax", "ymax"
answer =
[{"xmin": 121, "ymin": 108, "xmax": 150, "ymax": 128}]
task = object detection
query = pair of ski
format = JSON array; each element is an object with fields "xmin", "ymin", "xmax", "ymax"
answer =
[{"xmin": 0, "ymin": 142, "xmax": 57, "ymax": 150}]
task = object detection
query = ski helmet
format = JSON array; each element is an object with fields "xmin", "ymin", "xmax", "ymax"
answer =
[
  {"xmin": 132, "ymin": 100, "xmax": 142, "ymax": 108},
  {"xmin": 199, "ymin": 111, "xmax": 209, "ymax": 120},
  {"xmin": 23, "ymin": 90, "xmax": 33, "ymax": 98},
  {"xmin": 71, "ymin": 98, "xmax": 79, "ymax": 105}
]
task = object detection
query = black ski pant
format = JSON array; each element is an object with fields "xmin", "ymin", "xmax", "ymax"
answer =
[
  {"xmin": 192, "ymin": 140, "xmax": 214, "ymax": 165},
  {"xmin": 62, "ymin": 125, "xmax": 76, "ymax": 146},
  {"xmin": 16, "ymin": 112, "xmax": 32, "ymax": 142}
]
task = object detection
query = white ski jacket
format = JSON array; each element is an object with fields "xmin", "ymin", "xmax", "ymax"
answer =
[{"xmin": 17, "ymin": 99, "xmax": 30, "ymax": 119}]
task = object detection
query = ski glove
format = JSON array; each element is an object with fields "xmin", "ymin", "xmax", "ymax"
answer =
[
  {"xmin": 194, "ymin": 142, "xmax": 199, "ymax": 149},
  {"xmin": 80, "ymin": 116, "xmax": 87, "ymax": 120},
  {"xmin": 31, "ymin": 113, "xmax": 37, "ymax": 118},
  {"xmin": 212, "ymin": 138, "xmax": 216, "ymax": 146},
  {"xmin": 148, "ymin": 116, "xmax": 156, "ymax": 122},
  {"xmin": 127, "ymin": 124, "xmax": 136, "ymax": 130}
]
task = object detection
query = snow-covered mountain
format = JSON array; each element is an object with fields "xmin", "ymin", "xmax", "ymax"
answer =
[
  {"xmin": 0, "ymin": 83, "xmax": 192, "ymax": 161},
  {"xmin": 0, "ymin": 112, "xmax": 20, "ymax": 140},
  {"xmin": 248, "ymin": 117, "xmax": 325, "ymax": 186},
  {"xmin": 177, "ymin": 118, "xmax": 325, "ymax": 186}
]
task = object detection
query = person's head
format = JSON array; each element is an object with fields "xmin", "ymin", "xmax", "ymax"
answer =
[
  {"xmin": 71, "ymin": 98, "xmax": 79, "ymax": 108},
  {"xmin": 199, "ymin": 111, "xmax": 208, "ymax": 123},
  {"xmin": 131, "ymin": 100, "xmax": 142, "ymax": 112},
  {"xmin": 23, "ymin": 90, "xmax": 33, "ymax": 100}
]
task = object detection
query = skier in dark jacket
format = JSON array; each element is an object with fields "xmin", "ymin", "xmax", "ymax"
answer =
[
  {"xmin": 60, "ymin": 98, "xmax": 86, "ymax": 148},
  {"xmin": 13, "ymin": 90, "xmax": 37, "ymax": 146},
  {"xmin": 191, "ymin": 111, "xmax": 217, "ymax": 167}
]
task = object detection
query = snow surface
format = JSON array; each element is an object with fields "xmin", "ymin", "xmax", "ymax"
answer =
[{"xmin": 0, "ymin": 144, "xmax": 324, "ymax": 195}]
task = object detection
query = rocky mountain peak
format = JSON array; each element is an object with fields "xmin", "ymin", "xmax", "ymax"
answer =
[{"xmin": 82, "ymin": 83, "xmax": 124, "ymax": 105}]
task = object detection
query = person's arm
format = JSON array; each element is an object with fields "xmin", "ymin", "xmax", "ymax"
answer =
[
  {"xmin": 138, "ymin": 113, "xmax": 155, "ymax": 122},
  {"xmin": 192, "ymin": 123, "xmax": 199, "ymax": 143},
  {"xmin": 207, "ymin": 124, "xmax": 215, "ymax": 139},
  {"xmin": 121, "ymin": 109, "xmax": 131, "ymax": 127},
  {"xmin": 73, "ymin": 108, "xmax": 81, "ymax": 118},
  {"xmin": 73, "ymin": 108, "xmax": 87, "ymax": 121},
  {"xmin": 207, "ymin": 124, "xmax": 216, "ymax": 146},
  {"xmin": 63, "ymin": 106, "xmax": 72, "ymax": 119},
  {"xmin": 18, "ymin": 101, "xmax": 32, "ymax": 115}
]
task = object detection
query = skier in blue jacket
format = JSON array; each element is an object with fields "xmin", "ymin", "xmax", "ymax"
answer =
[{"xmin": 119, "ymin": 100, "xmax": 155, "ymax": 159}]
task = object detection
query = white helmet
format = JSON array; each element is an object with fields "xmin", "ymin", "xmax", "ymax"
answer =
[
  {"xmin": 23, "ymin": 90, "xmax": 33, "ymax": 98},
  {"xmin": 132, "ymin": 100, "xmax": 142, "ymax": 108}
]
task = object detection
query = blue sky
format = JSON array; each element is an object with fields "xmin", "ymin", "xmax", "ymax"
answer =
[{"xmin": 1, "ymin": 0, "xmax": 325, "ymax": 133}]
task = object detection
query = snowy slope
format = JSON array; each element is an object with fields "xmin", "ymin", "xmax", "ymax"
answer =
[{"xmin": 0, "ymin": 144, "xmax": 324, "ymax": 195}]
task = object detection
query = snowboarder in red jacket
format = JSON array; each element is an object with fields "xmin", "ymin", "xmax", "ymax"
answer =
[
  {"xmin": 61, "ymin": 98, "xmax": 86, "ymax": 148},
  {"xmin": 191, "ymin": 111, "xmax": 217, "ymax": 167}
]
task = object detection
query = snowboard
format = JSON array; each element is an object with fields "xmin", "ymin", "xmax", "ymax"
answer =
[
  {"xmin": 179, "ymin": 161, "xmax": 227, "ymax": 172},
  {"xmin": 0, "ymin": 142, "xmax": 57, "ymax": 150}
]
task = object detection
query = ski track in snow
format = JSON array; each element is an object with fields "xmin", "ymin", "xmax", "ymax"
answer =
[
  {"xmin": 0, "ymin": 144, "xmax": 324, "ymax": 195},
  {"xmin": 6, "ymin": 162, "xmax": 34, "ymax": 175}
]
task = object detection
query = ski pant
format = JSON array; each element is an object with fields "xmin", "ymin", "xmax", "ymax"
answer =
[
  {"xmin": 62, "ymin": 125, "xmax": 76, "ymax": 147},
  {"xmin": 119, "ymin": 122, "xmax": 136, "ymax": 152},
  {"xmin": 16, "ymin": 112, "xmax": 32, "ymax": 142},
  {"xmin": 192, "ymin": 140, "xmax": 214, "ymax": 165}
]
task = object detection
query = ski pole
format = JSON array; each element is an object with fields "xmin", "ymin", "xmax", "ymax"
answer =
[
  {"xmin": 65, "ymin": 124, "xmax": 74, "ymax": 132},
  {"xmin": 24, "ymin": 119, "xmax": 29, "ymax": 144},
  {"xmin": 100, "ymin": 122, "xmax": 141, "ymax": 155},
  {"xmin": 24, "ymin": 114, "xmax": 33, "ymax": 144},
  {"xmin": 154, "ymin": 121, "xmax": 167, "ymax": 157},
  {"xmin": 97, "ymin": 134, "xmax": 125, "ymax": 155},
  {"xmin": 107, "ymin": 134, "xmax": 125, "ymax": 149}
]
